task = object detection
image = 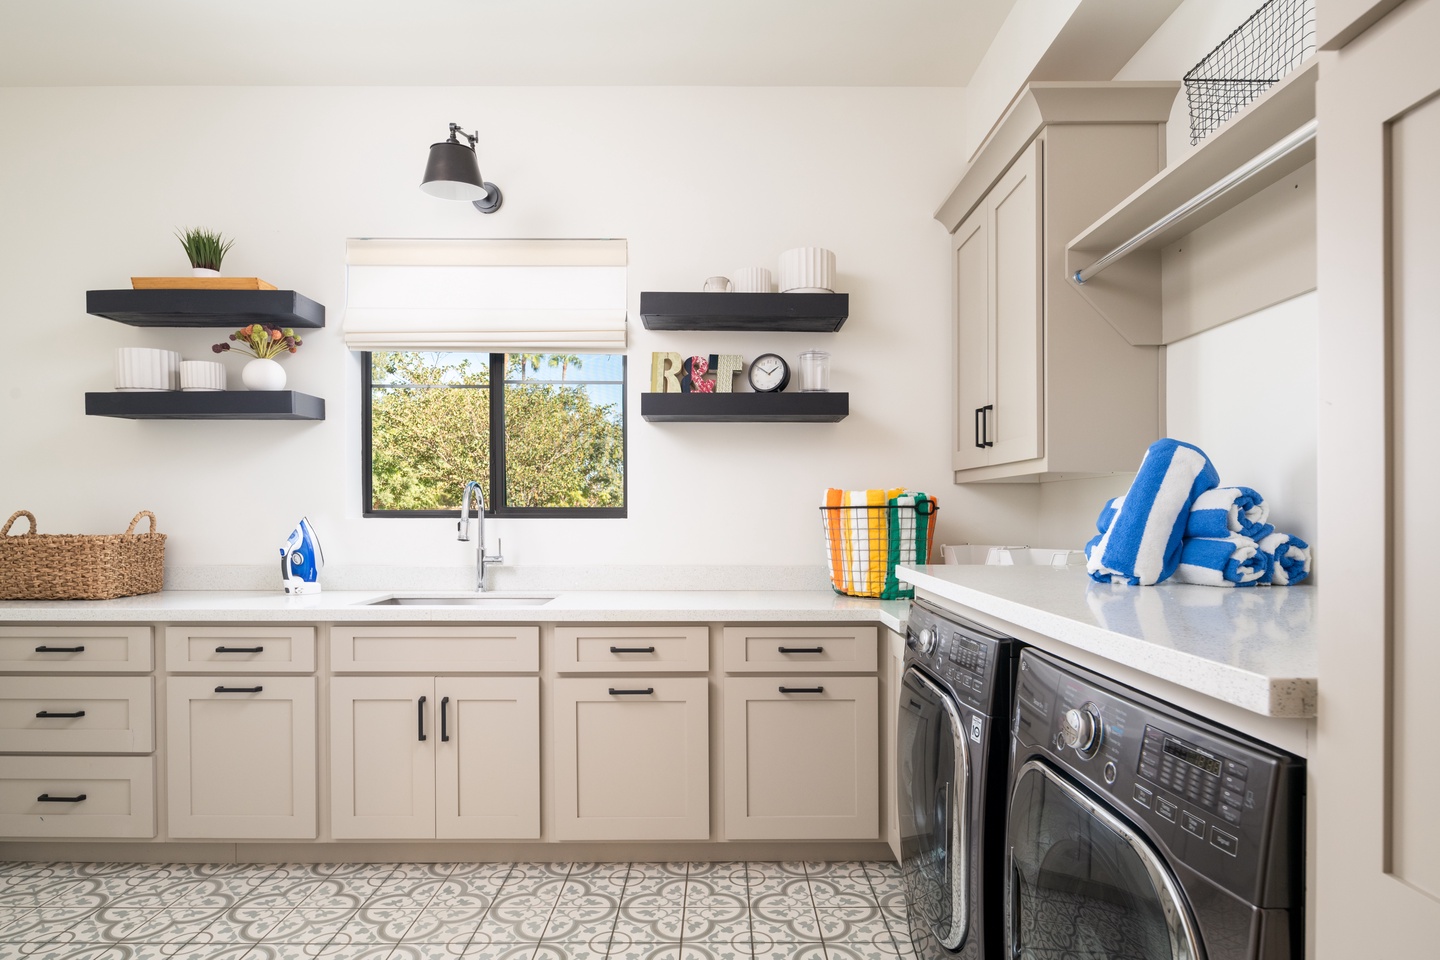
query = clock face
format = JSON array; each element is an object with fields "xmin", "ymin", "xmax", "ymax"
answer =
[{"xmin": 748, "ymin": 353, "xmax": 789, "ymax": 393}]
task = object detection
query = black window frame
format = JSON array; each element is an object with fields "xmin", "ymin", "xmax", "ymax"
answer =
[{"xmin": 361, "ymin": 351, "xmax": 627, "ymax": 519}]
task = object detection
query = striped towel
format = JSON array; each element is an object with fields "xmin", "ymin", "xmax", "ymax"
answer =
[
  {"xmin": 1171, "ymin": 535, "xmax": 1271, "ymax": 587},
  {"xmin": 1185, "ymin": 487, "xmax": 1274, "ymax": 541},
  {"xmin": 1086, "ymin": 439, "xmax": 1221, "ymax": 585},
  {"xmin": 1257, "ymin": 532, "xmax": 1311, "ymax": 585},
  {"xmin": 883, "ymin": 492, "xmax": 936, "ymax": 598}
]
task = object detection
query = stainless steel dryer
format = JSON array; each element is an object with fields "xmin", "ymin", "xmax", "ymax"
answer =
[
  {"xmin": 898, "ymin": 600, "xmax": 1019, "ymax": 960},
  {"xmin": 1007, "ymin": 649, "xmax": 1304, "ymax": 960}
]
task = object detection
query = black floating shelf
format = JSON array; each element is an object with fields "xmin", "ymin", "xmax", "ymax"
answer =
[
  {"xmin": 86, "ymin": 290, "xmax": 326, "ymax": 329},
  {"xmin": 85, "ymin": 391, "xmax": 326, "ymax": 421},
  {"xmin": 641, "ymin": 392, "xmax": 848, "ymax": 423},
  {"xmin": 639, "ymin": 292, "xmax": 848, "ymax": 332}
]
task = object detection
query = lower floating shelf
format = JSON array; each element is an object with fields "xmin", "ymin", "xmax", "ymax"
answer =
[
  {"xmin": 640, "ymin": 392, "xmax": 848, "ymax": 422},
  {"xmin": 85, "ymin": 391, "xmax": 326, "ymax": 421}
]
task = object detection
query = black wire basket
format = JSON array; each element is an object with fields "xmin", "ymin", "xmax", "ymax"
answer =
[
  {"xmin": 820, "ymin": 498, "xmax": 938, "ymax": 600},
  {"xmin": 1183, "ymin": 0, "xmax": 1316, "ymax": 144}
]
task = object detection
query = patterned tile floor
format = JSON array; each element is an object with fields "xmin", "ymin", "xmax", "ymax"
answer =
[{"xmin": 0, "ymin": 860, "xmax": 916, "ymax": 960}]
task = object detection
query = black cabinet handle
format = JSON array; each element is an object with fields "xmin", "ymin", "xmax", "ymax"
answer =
[
  {"xmin": 440, "ymin": 696, "xmax": 450, "ymax": 742},
  {"xmin": 608, "ymin": 688, "xmax": 654, "ymax": 696},
  {"xmin": 981, "ymin": 404, "xmax": 994, "ymax": 448},
  {"xmin": 37, "ymin": 793, "xmax": 87, "ymax": 803},
  {"xmin": 975, "ymin": 407, "xmax": 984, "ymax": 449},
  {"xmin": 35, "ymin": 710, "xmax": 86, "ymax": 719},
  {"xmin": 213, "ymin": 685, "xmax": 263, "ymax": 694},
  {"xmin": 215, "ymin": 645, "xmax": 264, "ymax": 654},
  {"xmin": 35, "ymin": 645, "xmax": 84, "ymax": 653},
  {"xmin": 609, "ymin": 646, "xmax": 656, "ymax": 654},
  {"xmin": 779, "ymin": 686, "xmax": 825, "ymax": 694},
  {"xmin": 778, "ymin": 646, "xmax": 824, "ymax": 654},
  {"xmin": 418, "ymin": 695, "xmax": 427, "ymax": 741}
]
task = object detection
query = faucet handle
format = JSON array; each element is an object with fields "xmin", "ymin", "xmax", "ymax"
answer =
[{"xmin": 485, "ymin": 538, "xmax": 504, "ymax": 564}]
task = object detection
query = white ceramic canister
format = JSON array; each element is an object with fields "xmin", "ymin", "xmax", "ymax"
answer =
[
  {"xmin": 778, "ymin": 247, "xmax": 836, "ymax": 293},
  {"xmin": 242, "ymin": 357, "xmax": 287, "ymax": 391},
  {"xmin": 115, "ymin": 347, "xmax": 181, "ymax": 391},
  {"xmin": 179, "ymin": 360, "xmax": 227, "ymax": 391},
  {"xmin": 732, "ymin": 267, "xmax": 773, "ymax": 293}
]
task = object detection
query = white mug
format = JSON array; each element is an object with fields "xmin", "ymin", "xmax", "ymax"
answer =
[
  {"xmin": 732, "ymin": 267, "xmax": 773, "ymax": 293},
  {"xmin": 703, "ymin": 276, "xmax": 732, "ymax": 293}
]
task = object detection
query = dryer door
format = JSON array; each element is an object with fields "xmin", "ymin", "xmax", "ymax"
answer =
[
  {"xmin": 1007, "ymin": 759, "xmax": 1201, "ymax": 960},
  {"xmin": 899, "ymin": 666, "xmax": 971, "ymax": 951}
]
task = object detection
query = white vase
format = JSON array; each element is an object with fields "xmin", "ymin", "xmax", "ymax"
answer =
[
  {"xmin": 191, "ymin": 267, "xmax": 220, "ymax": 278},
  {"xmin": 242, "ymin": 358, "xmax": 286, "ymax": 391}
]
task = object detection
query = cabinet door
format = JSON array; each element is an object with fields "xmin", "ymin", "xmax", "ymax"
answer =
[
  {"xmin": 987, "ymin": 138, "xmax": 1044, "ymax": 467},
  {"xmin": 953, "ymin": 206, "xmax": 991, "ymax": 471},
  {"xmin": 0, "ymin": 756, "xmax": 154, "ymax": 839},
  {"xmin": 435, "ymin": 677, "xmax": 540, "ymax": 840},
  {"xmin": 0, "ymin": 676, "xmax": 152, "ymax": 754},
  {"xmin": 330, "ymin": 676, "xmax": 435, "ymax": 840},
  {"xmin": 552, "ymin": 677, "xmax": 709, "ymax": 840},
  {"xmin": 166, "ymin": 676, "xmax": 315, "ymax": 839},
  {"xmin": 723, "ymin": 676, "xmax": 878, "ymax": 840}
]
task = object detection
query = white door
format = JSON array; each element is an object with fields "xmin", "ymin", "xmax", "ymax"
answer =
[
  {"xmin": 953, "ymin": 207, "xmax": 991, "ymax": 471},
  {"xmin": 1317, "ymin": 0, "xmax": 1440, "ymax": 953},
  {"xmin": 330, "ymin": 676, "xmax": 435, "ymax": 839},
  {"xmin": 987, "ymin": 138, "xmax": 1044, "ymax": 467},
  {"xmin": 435, "ymin": 676, "xmax": 540, "ymax": 839}
]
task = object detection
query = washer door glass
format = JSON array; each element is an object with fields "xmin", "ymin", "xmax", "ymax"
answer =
[
  {"xmin": 899, "ymin": 666, "xmax": 970, "ymax": 950},
  {"xmin": 1008, "ymin": 760, "xmax": 1200, "ymax": 960}
]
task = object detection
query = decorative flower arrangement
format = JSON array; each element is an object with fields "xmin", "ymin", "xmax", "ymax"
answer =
[{"xmin": 212, "ymin": 325, "xmax": 303, "ymax": 359}]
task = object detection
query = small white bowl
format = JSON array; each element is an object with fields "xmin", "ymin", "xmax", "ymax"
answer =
[
  {"xmin": 179, "ymin": 360, "xmax": 227, "ymax": 392},
  {"xmin": 778, "ymin": 247, "xmax": 836, "ymax": 293},
  {"xmin": 115, "ymin": 348, "xmax": 180, "ymax": 391}
]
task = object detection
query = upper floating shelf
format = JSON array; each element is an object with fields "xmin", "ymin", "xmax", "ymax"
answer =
[
  {"xmin": 639, "ymin": 292, "xmax": 848, "ymax": 332},
  {"xmin": 86, "ymin": 289, "xmax": 327, "ymax": 328}
]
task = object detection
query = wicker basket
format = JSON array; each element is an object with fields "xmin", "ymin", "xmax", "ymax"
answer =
[{"xmin": 0, "ymin": 510, "xmax": 166, "ymax": 600}]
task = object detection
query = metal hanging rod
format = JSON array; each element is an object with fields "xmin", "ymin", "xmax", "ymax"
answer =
[{"xmin": 1072, "ymin": 118, "xmax": 1318, "ymax": 285}]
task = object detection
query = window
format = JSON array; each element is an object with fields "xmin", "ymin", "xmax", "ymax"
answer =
[{"xmin": 363, "ymin": 351, "xmax": 625, "ymax": 517}]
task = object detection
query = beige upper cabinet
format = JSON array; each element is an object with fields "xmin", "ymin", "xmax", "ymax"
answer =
[{"xmin": 937, "ymin": 83, "xmax": 1176, "ymax": 482}]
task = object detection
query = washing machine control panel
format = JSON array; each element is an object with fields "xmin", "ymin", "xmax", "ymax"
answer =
[{"xmin": 905, "ymin": 600, "xmax": 1009, "ymax": 712}]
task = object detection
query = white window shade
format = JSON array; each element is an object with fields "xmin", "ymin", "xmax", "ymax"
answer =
[{"xmin": 343, "ymin": 238, "xmax": 627, "ymax": 352}]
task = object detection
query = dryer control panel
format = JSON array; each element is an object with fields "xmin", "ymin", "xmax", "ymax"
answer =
[{"xmin": 905, "ymin": 600, "xmax": 1012, "ymax": 714}]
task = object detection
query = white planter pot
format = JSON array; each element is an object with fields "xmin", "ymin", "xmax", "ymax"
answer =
[
  {"xmin": 778, "ymin": 247, "xmax": 836, "ymax": 293},
  {"xmin": 115, "ymin": 347, "xmax": 181, "ymax": 391},
  {"xmin": 191, "ymin": 267, "xmax": 221, "ymax": 278},
  {"xmin": 242, "ymin": 358, "xmax": 287, "ymax": 391}
]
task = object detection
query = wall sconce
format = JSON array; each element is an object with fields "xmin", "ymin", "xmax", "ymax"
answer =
[{"xmin": 420, "ymin": 123, "xmax": 503, "ymax": 214}]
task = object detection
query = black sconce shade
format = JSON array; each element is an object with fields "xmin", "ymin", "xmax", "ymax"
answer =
[{"xmin": 421, "ymin": 124, "xmax": 503, "ymax": 214}]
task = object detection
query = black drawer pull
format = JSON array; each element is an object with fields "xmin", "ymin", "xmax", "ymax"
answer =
[
  {"xmin": 609, "ymin": 646, "xmax": 656, "ymax": 654},
  {"xmin": 35, "ymin": 710, "xmax": 86, "ymax": 719},
  {"xmin": 779, "ymin": 686, "xmax": 825, "ymax": 694},
  {"xmin": 213, "ymin": 685, "xmax": 263, "ymax": 694},
  {"xmin": 778, "ymin": 646, "xmax": 824, "ymax": 654},
  {"xmin": 35, "ymin": 645, "xmax": 85, "ymax": 653},
  {"xmin": 608, "ymin": 688, "xmax": 654, "ymax": 696},
  {"xmin": 440, "ymin": 696, "xmax": 450, "ymax": 742},
  {"xmin": 418, "ymin": 695, "xmax": 427, "ymax": 741},
  {"xmin": 37, "ymin": 794, "xmax": 87, "ymax": 803},
  {"xmin": 215, "ymin": 645, "xmax": 264, "ymax": 654}
]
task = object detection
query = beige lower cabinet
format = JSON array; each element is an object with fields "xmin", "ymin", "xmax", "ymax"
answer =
[
  {"xmin": 0, "ymin": 756, "xmax": 154, "ymax": 838},
  {"xmin": 552, "ymin": 677, "xmax": 709, "ymax": 841},
  {"xmin": 330, "ymin": 676, "xmax": 540, "ymax": 840},
  {"xmin": 0, "ymin": 676, "xmax": 153, "ymax": 754},
  {"xmin": 723, "ymin": 676, "xmax": 878, "ymax": 840},
  {"xmin": 166, "ymin": 676, "xmax": 316, "ymax": 839}
]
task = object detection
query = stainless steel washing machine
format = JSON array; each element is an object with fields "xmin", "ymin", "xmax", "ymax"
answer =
[
  {"xmin": 898, "ymin": 599, "xmax": 1019, "ymax": 960},
  {"xmin": 1007, "ymin": 649, "xmax": 1304, "ymax": 960}
]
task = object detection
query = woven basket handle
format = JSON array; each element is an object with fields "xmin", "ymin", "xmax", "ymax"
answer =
[
  {"xmin": 125, "ymin": 511, "xmax": 158, "ymax": 535},
  {"xmin": 2, "ymin": 511, "xmax": 36, "ymax": 536}
]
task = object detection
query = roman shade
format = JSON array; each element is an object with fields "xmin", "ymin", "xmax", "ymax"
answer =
[{"xmin": 343, "ymin": 238, "xmax": 627, "ymax": 352}]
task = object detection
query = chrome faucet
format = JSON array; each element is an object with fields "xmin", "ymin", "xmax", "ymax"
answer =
[{"xmin": 457, "ymin": 481, "xmax": 504, "ymax": 591}]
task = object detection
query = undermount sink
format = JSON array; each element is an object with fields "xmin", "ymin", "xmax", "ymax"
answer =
[{"xmin": 363, "ymin": 595, "xmax": 556, "ymax": 607}]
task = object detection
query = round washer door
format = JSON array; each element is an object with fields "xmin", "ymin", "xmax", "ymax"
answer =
[
  {"xmin": 898, "ymin": 666, "xmax": 971, "ymax": 951},
  {"xmin": 1007, "ymin": 759, "xmax": 1201, "ymax": 960}
]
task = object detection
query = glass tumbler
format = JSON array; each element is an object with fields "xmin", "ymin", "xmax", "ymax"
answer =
[{"xmin": 798, "ymin": 350, "xmax": 831, "ymax": 392}]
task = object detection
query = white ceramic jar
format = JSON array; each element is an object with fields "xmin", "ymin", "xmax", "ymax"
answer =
[
  {"xmin": 179, "ymin": 360, "xmax": 227, "ymax": 391},
  {"xmin": 115, "ymin": 348, "xmax": 181, "ymax": 391},
  {"xmin": 778, "ymin": 247, "xmax": 836, "ymax": 293}
]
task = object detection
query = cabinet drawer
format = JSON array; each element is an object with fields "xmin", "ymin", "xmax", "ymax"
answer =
[
  {"xmin": 723, "ymin": 625, "xmax": 878, "ymax": 673},
  {"xmin": 553, "ymin": 625, "xmax": 708, "ymax": 674},
  {"xmin": 0, "ymin": 677, "xmax": 153, "ymax": 753},
  {"xmin": 331, "ymin": 626, "xmax": 539, "ymax": 673},
  {"xmin": 0, "ymin": 756, "xmax": 155, "ymax": 838},
  {"xmin": 0, "ymin": 626, "xmax": 152, "ymax": 673},
  {"xmin": 166, "ymin": 626, "xmax": 315, "ymax": 673}
]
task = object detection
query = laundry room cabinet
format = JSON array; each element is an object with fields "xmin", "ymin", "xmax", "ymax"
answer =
[{"xmin": 936, "ymin": 83, "xmax": 1177, "ymax": 482}]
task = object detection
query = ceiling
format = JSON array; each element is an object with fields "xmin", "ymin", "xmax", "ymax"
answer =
[{"xmin": 0, "ymin": 0, "xmax": 1018, "ymax": 87}]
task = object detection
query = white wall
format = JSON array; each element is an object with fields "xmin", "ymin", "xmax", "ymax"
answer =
[{"xmin": 0, "ymin": 85, "xmax": 1041, "ymax": 580}]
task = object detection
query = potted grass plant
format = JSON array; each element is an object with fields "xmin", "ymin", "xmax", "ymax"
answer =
[{"xmin": 176, "ymin": 227, "xmax": 235, "ymax": 277}]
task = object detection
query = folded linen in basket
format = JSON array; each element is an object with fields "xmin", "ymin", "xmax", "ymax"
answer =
[
  {"xmin": 1258, "ymin": 531, "xmax": 1312, "ymax": 585},
  {"xmin": 1171, "ymin": 535, "xmax": 1271, "ymax": 586},
  {"xmin": 1185, "ymin": 486, "xmax": 1274, "ymax": 541},
  {"xmin": 1086, "ymin": 439, "xmax": 1221, "ymax": 585}
]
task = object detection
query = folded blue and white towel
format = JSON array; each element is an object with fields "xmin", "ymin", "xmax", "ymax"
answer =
[
  {"xmin": 1258, "ymin": 532, "xmax": 1311, "ymax": 585},
  {"xmin": 1171, "ymin": 535, "xmax": 1270, "ymax": 587},
  {"xmin": 1086, "ymin": 439, "xmax": 1220, "ymax": 585},
  {"xmin": 1185, "ymin": 486, "xmax": 1274, "ymax": 541},
  {"xmin": 1095, "ymin": 496, "xmax": 1123, "ymax": 534}
]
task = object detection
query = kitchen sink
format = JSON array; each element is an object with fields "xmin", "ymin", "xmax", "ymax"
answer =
[{"xmin": 362, "ymin": 595, "xmax": 556, "ymax": 607}]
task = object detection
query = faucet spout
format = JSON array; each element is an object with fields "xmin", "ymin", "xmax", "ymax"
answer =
[{"xmin": 457, "ymin": 481, "xmax": 503, "ymax": 591}]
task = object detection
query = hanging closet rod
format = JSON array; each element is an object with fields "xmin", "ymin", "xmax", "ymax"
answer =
[{"xmin": 1072, "ymin": 118, "xmax": 1318, "ymax": 285}]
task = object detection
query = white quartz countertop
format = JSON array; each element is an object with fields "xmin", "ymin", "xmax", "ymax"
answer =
[
  {"xmin": 897, "ymin": 564, "xmax": 1316, "ymax": 719},
  {"xmin": 0, "ymin": 589, "xmax": 907, "ymax": 633}
]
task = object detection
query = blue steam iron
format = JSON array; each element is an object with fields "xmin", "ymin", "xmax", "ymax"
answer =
[{"xmin": 280, "ymin": 517, "xmax": 324, "ymax": 595}]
